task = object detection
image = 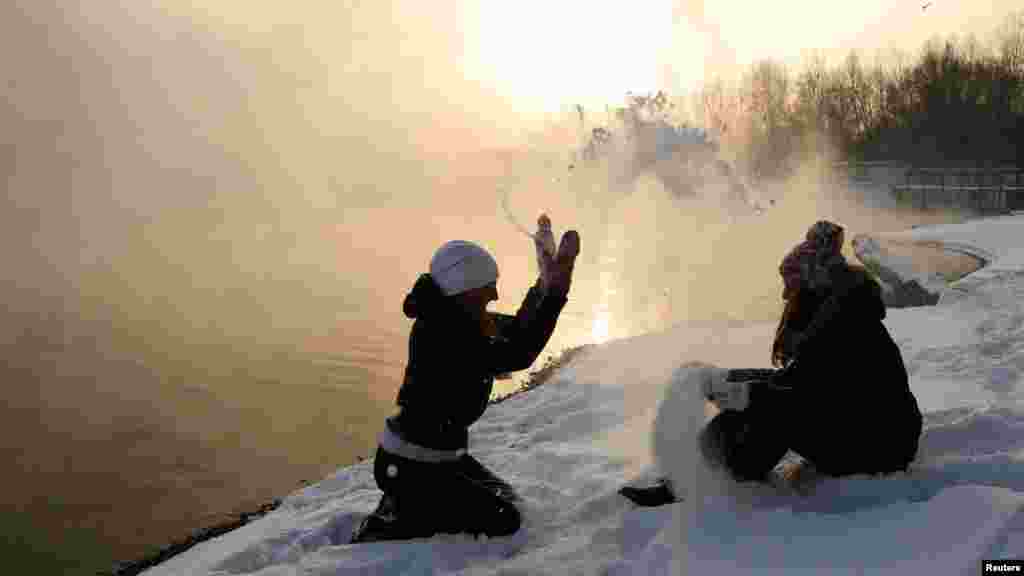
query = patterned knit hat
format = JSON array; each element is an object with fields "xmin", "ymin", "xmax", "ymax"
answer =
[{"xmin": 779, "ymin": 220, "xmax": 846, "ymax": 299}]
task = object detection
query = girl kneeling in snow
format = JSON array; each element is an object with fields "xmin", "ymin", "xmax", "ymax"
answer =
[
  {"xmin": 701, "ymin": 220, "xmax": 923, "ymax": 482},
  {"xmin": 353, "ymin": 221, "xmax": 580, "ymax": 543}
]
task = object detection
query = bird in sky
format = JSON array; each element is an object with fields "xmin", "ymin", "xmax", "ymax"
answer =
[{"xmin": 922, "ymin": 2, "xmax": 932, "ymax": 10}]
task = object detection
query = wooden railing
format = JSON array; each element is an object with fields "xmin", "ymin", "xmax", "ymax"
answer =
[
  {"xmin": 830, "ymin": 162, "xmax": 1024, "ymax": 213},
  {"xmin": 892, "ymin": 166, "xmax": 1024, "ymax": 212}
]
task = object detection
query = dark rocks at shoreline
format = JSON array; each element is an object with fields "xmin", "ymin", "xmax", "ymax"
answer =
[
  {"xmin": 97, "ymin": 499, "xmax": 281, "ymax": 576},
  {"xmin": 491, "ymin": 344, "xmax": 595, "ymax": 405},
  {"xmin": 879, "ymin": 276, "xmax": 942, "ymax": 308},
  {"xmin": 863, "ymin": 247, "xmax": 940, "ymax": 307},
  {"xmin": 852, "ymin": 234, "xmax": 979, "ymax": 309}
]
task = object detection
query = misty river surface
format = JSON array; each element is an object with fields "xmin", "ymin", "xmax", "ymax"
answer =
[{"xmin": 1, "ymin": 3, "xmax": 999, "ymax": 574}]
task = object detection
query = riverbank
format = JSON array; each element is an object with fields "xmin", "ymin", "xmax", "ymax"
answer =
[{"xmin": 98, "ymin": 346, "xmax": 594, "ymax": 576}]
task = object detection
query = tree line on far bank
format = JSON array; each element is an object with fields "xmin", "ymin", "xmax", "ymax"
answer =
[{"xmin": 587, "ymin": 11, "xmax": 1024, "ymax": 182}]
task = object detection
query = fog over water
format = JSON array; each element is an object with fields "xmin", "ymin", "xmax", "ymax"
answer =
[{"xmin": 1, "ymin": 0, "xmax": 1013, "ymax": 571}]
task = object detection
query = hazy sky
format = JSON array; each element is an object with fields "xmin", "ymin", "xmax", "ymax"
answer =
[
  {"xmin": 473, "ymin": 0, "xmax": 1020, "ymax": 112},
  {"xmin": 5, "ymin": 0, "xmax": 1019, "ymax": 343},
  {"xmin": 165, "ymin": 0, "xmax": 1021, "ymax": 138}
]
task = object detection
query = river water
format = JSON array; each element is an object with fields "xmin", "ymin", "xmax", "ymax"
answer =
[{"xmin": 0, "ymin": 5, "xmax": 987, "ymax": 572}]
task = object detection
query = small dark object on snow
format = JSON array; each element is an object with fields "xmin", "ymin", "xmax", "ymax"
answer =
[{"xmin": 618, "ymin": 478, "xmax": 680, "ymax": 507}]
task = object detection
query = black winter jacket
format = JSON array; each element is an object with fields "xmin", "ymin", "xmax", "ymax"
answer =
[
  {"xmin": 773, "ymin": 266, "xmax": 923, "ymax": 474},
  {"xmin": 385, "ymin": 274, "xmax": 568, "ymax": 451}
]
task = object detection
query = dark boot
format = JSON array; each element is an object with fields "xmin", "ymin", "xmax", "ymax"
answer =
[
  {"xmin": 619, "ymin": 478, "xmax": 680, "ymax": 507},
  {"xmin": 350, "ymin": 495, "xmax": 428, "ymax": 543}
]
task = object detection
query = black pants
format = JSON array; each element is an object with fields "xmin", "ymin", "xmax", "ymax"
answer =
[
  {"xmin": 369, "ymin": 446, "xmax": 522, "ymax": 539},
  {"xmin": 701, "ymin": 371, "xmax": 918, "ymax": 481}
]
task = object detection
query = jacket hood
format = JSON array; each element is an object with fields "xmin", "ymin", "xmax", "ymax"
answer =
[
  {"xmin": 403, "ymin": 273, "xmax": 451, "ymax": 320},
  {"xmin": 849, "ymin": 267, "xmax": 886, "ymax": 322}
]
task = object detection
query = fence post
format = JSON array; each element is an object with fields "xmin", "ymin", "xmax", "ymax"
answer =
[
  {"xmin": 967, "ymin": 174, "xmax": 973, "ymax": 211},
  {"xmin": 997, "ymin": 168, "xmax": 1003, "ymax": 212},
  {"xmin": 922, "ymin": 170, "xmax": 930, "ymax": 210},
  {"xmin": 958, "ymin": 167, "xmax": 966, "ymax": 207},
  {"xmin": 983, "ymin": 168, "xmax": 988, "ymax": 212},
  {"xmin": 997, "ymin": 168, "xmax": 1002, "ymax": 212},
  {"xmin": 941, "ymin": 170, "xmax": 945, "ymax": 208},
  {"xmin": 980, "ymin": 167, "xmax": 986, "ymax": 212},
  {"xmin": 909, "ymin": 166, "xmax": 917, "ymax": 203}
]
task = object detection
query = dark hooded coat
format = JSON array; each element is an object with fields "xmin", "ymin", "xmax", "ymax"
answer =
[
  {"xmin": 772, "ymin": 265, "xmax": 923, "ymax": 475},
  {"xmin": 386, "ymin": 274, "xmax": 568, "ymax": 452}
]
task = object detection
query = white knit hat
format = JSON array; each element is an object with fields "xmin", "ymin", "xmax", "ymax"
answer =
[{"xmin": 429, "ymin": 240, "xmax": 500, "ymax": 296}]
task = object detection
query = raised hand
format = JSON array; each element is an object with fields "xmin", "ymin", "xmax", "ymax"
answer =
[{"xmin": 543, "ymin": 230, "xmax": 581, "ymax": 296}]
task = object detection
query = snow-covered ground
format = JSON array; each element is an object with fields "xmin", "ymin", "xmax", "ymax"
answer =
[{"xmin": 144, "ymin": 214, "xmax": 1024, "ymax": 576}]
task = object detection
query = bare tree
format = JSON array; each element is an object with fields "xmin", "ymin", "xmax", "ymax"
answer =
[
  {"xmin": 739, "ymin": 59, "xmax": 795, "ymax": 178},
  {"xmin": 995, "ymin": 10, "xmax": 1024, "ymax": 75}
]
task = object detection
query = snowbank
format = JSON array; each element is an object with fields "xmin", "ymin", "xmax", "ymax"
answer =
[
  {"xmin": 851, "ymin": 234, "xmax": 943, "ymax": 306},
  {"xmin": 879, "ymin": 214, "xmax": 1023, "ymax": 302},
  {"xmin": 143, "ymin": 214, "xmax": 1024, "ymax": 576}
]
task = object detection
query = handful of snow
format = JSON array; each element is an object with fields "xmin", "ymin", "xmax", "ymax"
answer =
[{"xmin": 652, "ymin": 363, "xmax": 756, "ymax": 510}]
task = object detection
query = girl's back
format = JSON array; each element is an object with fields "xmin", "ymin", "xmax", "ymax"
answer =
[{"xmin": 781, "ymin": 265, "xmax": 922, "ymax": 473}]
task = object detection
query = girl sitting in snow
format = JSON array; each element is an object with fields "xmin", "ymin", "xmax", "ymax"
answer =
[
  {"xmin": 352, "ymin": 218, "xmax": 580, "ymax": 543},
  {"xmin": 622, "ymin": 220, "xmax": 923, "ymax": 505},
  {"xmin": 701, "ymin": 220, "xmax": 923, "ymax": 481}
]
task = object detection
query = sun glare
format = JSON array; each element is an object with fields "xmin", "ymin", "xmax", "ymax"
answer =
[
  {"xmin": 473, "ymin": 0, "xmax": 674, "ymax": 112},
  {"xmin": 591, "ymin": 313, "xmax": 611, "ymax": 344}
]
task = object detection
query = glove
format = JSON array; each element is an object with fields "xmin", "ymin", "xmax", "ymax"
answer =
[
  {"xmin": 544, "ymin": 229, "xmax": 581, "ymax": 296},
  {"xmin": 535, "ymin": 214, "xmax": 580, "ymax": 295},
  {"xmin": 700, "ymin": 367, "xmax": 751, "ymax": 411}
]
